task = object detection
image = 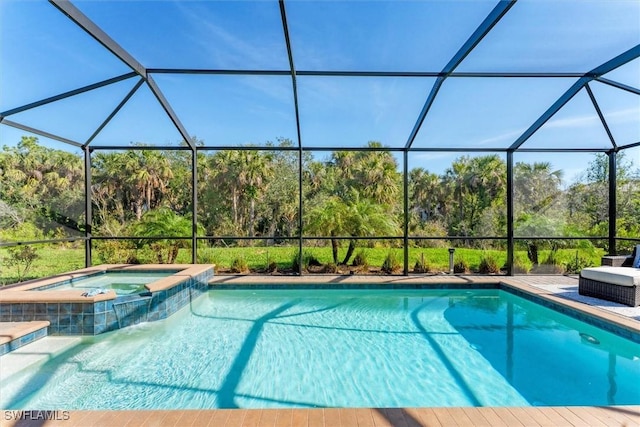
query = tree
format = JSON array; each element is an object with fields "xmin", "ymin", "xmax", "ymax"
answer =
[
  {"xmin": 131, "ymin": 208, "xmax": 201, "ymax": 263},
  {"xmin": 514, "ymin": 161, "xmax": 565, "ymax": 264},
  {"xmin": 442, "ymin": 155, "xmax": 506, "ymax": 239},
  {"xmin": 205, "ymin": 148, "xmax": 275, "ymax": 238},
  {"xmin": 564, "ymin": 152, "xmax": 640, "ymax": 252},
  {"xmin": 305, "ymin": 189, "xmax": 400, "ymax": 265},
  {"xmin": 303, "ymin": 143, "xmax": 402, "ymax": 264},
  {"xmin": 0, "ymin": 136, "xmax": 83, "ymax": 236}
]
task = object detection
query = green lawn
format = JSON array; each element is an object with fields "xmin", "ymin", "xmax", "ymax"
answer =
[{"xmin": 1, "ymin": 243, "xmax": 604, "ymax": 285}]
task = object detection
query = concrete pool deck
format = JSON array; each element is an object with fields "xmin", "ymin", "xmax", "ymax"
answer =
[{"xmin": 1, "ymin": 273, "xmax": 639, "ymax": 426}]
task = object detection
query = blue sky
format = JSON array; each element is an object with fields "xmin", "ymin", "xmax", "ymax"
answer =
[{"xmin": 0, "ymin": 0, "xmax": 639, "ymax": 181}]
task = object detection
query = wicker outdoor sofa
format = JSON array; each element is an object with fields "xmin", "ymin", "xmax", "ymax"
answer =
[{"xmin": 579, "ymin": 246, "xmax": 640, "ymax": 307}]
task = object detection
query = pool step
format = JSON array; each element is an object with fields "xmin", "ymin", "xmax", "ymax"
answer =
[{"xmin": 0, "ymin": 321, "xmax": 49, "ymax": 356}]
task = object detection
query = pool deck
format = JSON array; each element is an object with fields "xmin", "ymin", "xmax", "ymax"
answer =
[{"xmin": 1, "ymin": 273, "xmax": 639, "ymax": 427}]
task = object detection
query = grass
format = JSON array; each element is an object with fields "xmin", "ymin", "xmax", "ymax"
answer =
[
  {"xmin": 1, "ymin": 243, "xmax": 606, "ymax": 285},
  {"xmin": 0, "ymin": 244, "xmax": 85, "ymax": 286}
]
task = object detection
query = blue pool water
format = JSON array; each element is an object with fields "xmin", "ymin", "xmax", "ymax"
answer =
[
  {"xmin": 37, "ymin": 271, "xmax": 177, "ymax": 295},
  {"xmin": 1, "ymin": 289, "xmax": 639, "ymax": 409}
]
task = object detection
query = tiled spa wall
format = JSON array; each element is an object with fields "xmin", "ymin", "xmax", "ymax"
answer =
[{"xmin": 0, "ymin": 267, "xmax": 214, "ymax": 336}]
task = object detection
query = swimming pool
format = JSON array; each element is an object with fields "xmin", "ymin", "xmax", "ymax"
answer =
[{"xmin": 1, "ymin": 288, "xmax": 638, "ymax": 409}]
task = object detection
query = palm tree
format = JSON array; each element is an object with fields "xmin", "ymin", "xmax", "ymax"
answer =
[
  {"xmin": 340, "ymin": 191, "xmax": 400, "ymax": 265},
  {"xmin": 305, "ymin": 190, "xmax": 400, "ymax": 265},
  {"xmin": 125, "ymin": 150, "xmax": 174, "ymax": 220},
  {"xmin": 132, "ymin": 208, "xmax": 200, "ymax": 263},
  {"xmin": 237, "ymin": 150, "xmax": 274, "ymax": 236},
  {"xmin": 305, "ymin": 195, "xmax": 350, "ymax": 264},
  {"xmin": 409, "ymin": 167, "xmax": 442, "ymax": 224},
  {"xmin": 514, "ymin": 161, "xmax": 565, "ymax": 264}
]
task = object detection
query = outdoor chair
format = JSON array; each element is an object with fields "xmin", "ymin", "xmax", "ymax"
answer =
[{"xmin": 578, "ymin": 245, "xmax": 640, "ymax": 307}]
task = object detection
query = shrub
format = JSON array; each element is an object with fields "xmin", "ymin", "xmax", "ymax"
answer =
[
  {"xmin": 413, "ymin": 253, "xmax": 431, "ymax": 273},
  {"xmin": 291, "ymin": 251, "xmax": 322, "ymax": 273},
  {"xmin": 410, "ymin": 221, "xmax": 448, "ymax": 248},
  {"xmin": 197, "ymin": 249, "xmax": 216, "ymax": 264},
  {"xmin": 291, "ymin": 250, "xmax": 321, "ymax": 272},
  {"xmin": 95, "ymin": 240, "xmax": 138, "ymax": 264},
  {"xmin": 381, "ymin": 252, "xmax": 402, "ymax": 274},
  {"xmin": 4, "ymin": 246, "xmax": 39, "ymax": 283},
  {"xmin": 230, "ymin": 256, "xmax": 249, "ymax": 274},
  {"xmin": 267, "ymin": 261, "xmax": 278, "ymax": 273},
  {"xmin": 478, "ymin": 253, "xmax": 500, "ymax": 274},
  {"xmin": 305, "ymin": 251, "xmax": 322, "ymax": 267},
  {"xmin": 352, "ymin": 250, "xmax": 369, "ymax": 269},
  {"xmin": 291, "ymin": 250, "xmax": 301, "ymax": 272},
  {"xmin": 323, "ymin": 263, "xmax": 339, "ymax": 274},
  {"xmin": 538, "ymin": 249, "xmax": 565, "ymax": 274},
  {"xmin": 543, "ymin": 249, "xmax": 560, "ymax": 266},
  {"xmin": 513, "ymin": 254, "xmax": 533, "ymax": 274},
  {"xmin": 453, "ymin": 258, "xmax": 469, "ymax": 274},
  {"xmin": 565, "ymin": 251, "xmax": 593, "ymax": 274},
  {"xmin": 513, "ymin": 258, "xmax": 533, "ymax": 274}
]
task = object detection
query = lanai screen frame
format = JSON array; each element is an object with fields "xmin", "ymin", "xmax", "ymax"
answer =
[{"xmin": 1, "ymin": 0, "xmax": 639, "ymax": 276}]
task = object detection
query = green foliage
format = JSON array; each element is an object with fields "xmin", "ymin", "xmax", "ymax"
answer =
[
  {"xmin": 410, "ymin": 221, "xmax": 448, "ymax": 248},
  {"xmin": 453, "ymin": 258, "xmax": 469, "ymax": 274},
  {"xmin": 533, "ymin": 249, "xmax": 566, "ymax": 274},
  {"xmin": 4, "ymin": 246, "xmax": 39, "ymax": 283},
  {"xmin": 565, "ymin": 252, "xmax": 594, "ymax": 274},
  {"xmin": 0, "ymin": 245, "xmax": 82, "ymax": 285},
  {"xmin": 95, "ymin": 240, "xmax": 138, "ymax": 264},
  {"xmin": 381, "ymin": 251, "xmax": 402, "ymax": 274},
  {"xmin": 0, "ymin": 221, "xmax": 46, "ymax": 242},
  {"xmin": 1, "ymin": 138, "xmax": 636, "ymax": 278},
  {"xmin": 131, "ymin": 208, "xmax": 200, "ymax": 264},
  {"xmin": 352, "ymin": 250, "xmax": 369, "ymax": 268},
  {"xmin": 323, "ymin": 263, "xmax": 339, "ymax": 274},
  {"xmin": 413, "ymin": 253, "xmax": 431, "ymax": 273},
  {"xmin": 267, "ymin": 261, "xmax": 278, "ymax": 273},
  {"xmin": 304, "ymin": 252, "xmax": 322, "ymax": 268},
  {"xmin": 196, "ymin": 249, "xmax": 217, "ymax": 264},
  {"xmin": 478, "ymin": 253, "xmax": 500, "ymax": 274},
  {"xmin": 0, "ymin": 137, "xmax": 84, "ymax": 236},
  {"xmin": 290, "ymin": 250, "xmax": 321, "ymax": 272},
  {"xmin": 513, "ymin": 253, "xmax": 533, "ymax": 274},
  {"xmin": 543, "ymin": 249, "xmax": 560, "ymax": 266},
  {"xmin": 230, "ymin": 256, "xmax": 249, "ymax": 274},
  {"xmin": 444, "ymin": 155, "xmax": 506, "ymax": 237}
]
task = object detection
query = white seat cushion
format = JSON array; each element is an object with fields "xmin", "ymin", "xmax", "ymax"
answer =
[{"xmin": 581, "ymin": 266, "xmax": 640, "ymax": 287}]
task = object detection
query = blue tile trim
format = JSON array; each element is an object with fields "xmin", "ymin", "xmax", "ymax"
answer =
[
  {"xmin": 0, "ymin": 267, "xmax": 213, "ymax": 336},
  {"xmin": 208, "ymin": 282, "xmax": 500, "ymax": 290},
  {"xmin": 0, "ymin": 325, "xmax": 49, "ymax": 356},
  {"xmin": 499, "ymin": 284, "xmax": 640, "ymax": 344}
]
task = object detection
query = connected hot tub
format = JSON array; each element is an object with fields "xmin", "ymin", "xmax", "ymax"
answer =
[
  {"xmin": 0, "ymin": 264, "xmax": 214, "ymax": 336},
  {"xmin": 34, "ymin": 270, "xmax": 182, "ymax": 295}
]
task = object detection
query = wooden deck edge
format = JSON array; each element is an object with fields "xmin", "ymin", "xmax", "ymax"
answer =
[{"xmin": 1, "ymin": 406, "xmax": 638, "ymax": 427}]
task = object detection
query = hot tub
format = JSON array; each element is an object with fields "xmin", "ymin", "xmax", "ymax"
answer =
[{"xmin": 0, "ymin": 264, "xmax": 215, "ymax": 336}]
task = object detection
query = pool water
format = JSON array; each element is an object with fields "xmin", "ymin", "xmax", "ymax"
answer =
[
  {"xmin": 2, "ymin": 289, "xmax": 639, "ymax": 409},
  {"xmin": 40, "ymin": 271, "xmax": 176, "ymax": 295}
]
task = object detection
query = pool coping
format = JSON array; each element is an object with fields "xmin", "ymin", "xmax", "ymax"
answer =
[
  {"xmin": 500, "ymin": 277, "xmax": 640, "ymax": 339},
  {"xmin": 0, "ymin": 264, "xmax": 214, "ymax": 303},
  {"xmin": 0, "ymin": 265, "xmax": 215, "ymax": 336},
  {"xmin": 208, "ymin": 274, "xmax": 640, "ymax": 339}
]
